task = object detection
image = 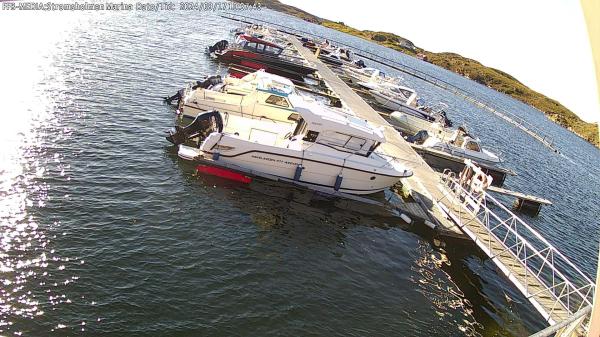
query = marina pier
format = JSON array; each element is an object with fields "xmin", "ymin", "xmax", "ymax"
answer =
[{"xmin": 279, "ymin": 31, "xmax": 594, "ymax": 334}]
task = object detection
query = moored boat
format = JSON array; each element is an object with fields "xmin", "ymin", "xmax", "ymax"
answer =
[
  {"xmin": 411, "ymin": 127, "xmax": 502, "ymax": 166},
  {"xmin": 175, "ymin": 70, "xmax": 298, "ymax": 123},
  {"xmin": 369, "ymin": 84, "xmax": 419, "ymax": 110},
  {"xmin": 342, "ymin": 66, "xmax": 401, "ymax": 89},
  {"xmin": 390, "ymin": 111, "xmax": 453, "ymax": 139},
  {"xmin": 208, "ymin": 34, "xmax": 316, "ymax": 80},
  {"xmin": 167, "ymin": 96, "xmax": 413, "ymax": 195}
]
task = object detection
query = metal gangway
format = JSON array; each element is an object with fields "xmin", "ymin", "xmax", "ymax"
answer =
[
  {"xmin": 220, "ymin": 13, "xmax": 560, "ymax": 154},
  {"xmin": 435, "ymin": 164, "xmax": 594, "ymax": 331}
]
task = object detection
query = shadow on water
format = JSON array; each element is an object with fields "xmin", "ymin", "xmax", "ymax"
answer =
[{"xmin": 165, "ymin": 145, "xmax": 547, "ymax": 337}]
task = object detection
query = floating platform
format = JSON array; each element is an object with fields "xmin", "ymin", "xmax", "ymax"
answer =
[{"xmin": 487, "ymin": 185, "xmax": 552, "ymax": 216}]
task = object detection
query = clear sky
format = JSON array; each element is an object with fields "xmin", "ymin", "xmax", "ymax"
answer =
[{"xmin": 281, "ymin": 0, "xmax": 600, "ymax": 123}]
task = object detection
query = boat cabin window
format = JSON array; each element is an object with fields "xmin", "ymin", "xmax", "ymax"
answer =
[
  {"xmin": 263, "ymin": 45, "xmax": 283, "ymax": 55},
  {"xmin": 245, "ymin": 42, "xmax": 258, "ymax": 51},
  {"xmin": 319, "ymin": 132, "xmax": 351, "ymax": 147},
  {"xmin": 292, "ymin": 118, "xmax": 308, "ymax": 137},
  {"xmin": 303, "ymin": 130, "xmax": 319, "ymax": 142},
  {"xmin": 464, "ymin": 140, "xmax": 481, "ymax": 152},
  {"xmin": 291, "ymin": 119, "xmax": 320, "ymax": 144},
  {"xmin": 391, "ymin": 87, "xmax": 414, "ymax": 100},
  {"xmin": 265, "ymin": 95, "xmax": 289, "ymax": 108},
  {"xmin": 345, "ymin": 137, "xmax": 368, "ymax": 151},
  {"xmin": 287, "ymin": 113, "xmax": 300, "ymax": 122}
]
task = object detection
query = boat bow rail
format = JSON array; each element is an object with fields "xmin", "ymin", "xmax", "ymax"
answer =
[{"xmin": 437, "ymin": 170, "xmax": 595, "ymax": 326}]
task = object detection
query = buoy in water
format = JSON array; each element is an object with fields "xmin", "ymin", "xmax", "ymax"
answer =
[{"xmin": 196, "ymin": 165, "xmax": 252, "ymax": 184}]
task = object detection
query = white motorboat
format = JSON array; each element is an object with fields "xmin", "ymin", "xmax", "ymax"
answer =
[
  {"xmin": 390, "ymin": 111, "xmax": 453, "ymax": 140},
  {"xmin": 371, "ymin": 85, "xmax": 453, "ymax": 130},
  {"xmin": 167, "ymin": 96, "xmax": 413, "ymax": 195},
  {"xmin": 342, "ymin": 66, "xmax": 401, "ymax": 88},
  {"xmin": 176, "ymin": 70, "xmax": 299, "ymax": 123},
  {"xmin": 418, "ymin": 127, "xmax": 502, "ymax": 166}
]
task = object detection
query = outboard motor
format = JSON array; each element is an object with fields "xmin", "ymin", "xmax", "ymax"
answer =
[
  {"xmin": 440, "ymin": 110, "xmax": 453, "ymax": 127},
  {"xmin": 166, "ymin": 110, "xmax": 224, "ymax": 146},
  {"xmin": 406, "ymin": 130, "xmax": 429, "ymax": 145},
  {"xmin": 208, "ymin": 40, "xmax": 229, "ymax": 53}
]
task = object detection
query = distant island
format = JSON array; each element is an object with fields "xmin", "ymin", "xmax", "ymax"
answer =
[{"xmin": 232, "ymin": 0, "xmax": 599, "ymax": 147}]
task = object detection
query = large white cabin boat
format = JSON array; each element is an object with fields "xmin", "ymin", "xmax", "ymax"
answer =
[
  {"xmin": 177, "ymin": 70, "xmax": 299, "ymax": 123},
  {"xmin": 168, "ymin": 96, "xmax": 413, "ymax": 195}
]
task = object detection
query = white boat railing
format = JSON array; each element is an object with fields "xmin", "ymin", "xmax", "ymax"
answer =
[{"xmin": 438, "ymin": 171, "xmax": 595, "ymax": 323}]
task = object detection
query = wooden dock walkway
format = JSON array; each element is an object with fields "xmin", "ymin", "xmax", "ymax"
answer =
[
  {"xmin": 288, "ymin": 36, "xmax": 585, "ymax": 326},
  {"xmin": 288, "ymin": 37, "xmax": 466, "ymax": 238},
  {"xmin": 436, "ymin": 185, "xmax": 571, "ymax": 324}
]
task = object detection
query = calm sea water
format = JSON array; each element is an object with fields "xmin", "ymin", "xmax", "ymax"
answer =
[{"xmin": 1, "ymin": 6, "xmax": 599, "ymax": 337}]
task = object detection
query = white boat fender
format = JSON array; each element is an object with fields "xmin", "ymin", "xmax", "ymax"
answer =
[
  {"xmin": 424, "ymin": 220, "xmax": 437, "ymax": 230},
  {"xmin": 400, "ymin": 213, "xmax": 412, "ymax": 224},
  {"xmin": 334, "ymin": 174, "xmax": 343, "ymax": 191}
]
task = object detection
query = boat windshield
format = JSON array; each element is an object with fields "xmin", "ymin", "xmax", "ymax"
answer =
[
  {"xmin": 391, "ymin": 87, "xmax": 414, "ymax": 100},
  {"xmin": 464, "ymin": 140, "xmax": 481, "ymax": 152}
]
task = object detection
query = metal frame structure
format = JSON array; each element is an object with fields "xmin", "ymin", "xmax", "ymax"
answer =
[{"xmin": 437, "ymin": 170, "xmax": 594, "ymax": 325}]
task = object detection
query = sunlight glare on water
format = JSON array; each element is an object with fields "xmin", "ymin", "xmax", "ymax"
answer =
[{"xmin": 0, "ymin": 11, "xmax": 92, "ymax": 334}]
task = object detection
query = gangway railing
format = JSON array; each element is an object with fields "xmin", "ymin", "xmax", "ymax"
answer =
[
  {"xmin": 436, "ymin": 170, "xmax": 594, "ymax": 325},
  {"xmin": 221, "ymin": 13, "xmax": 560, "ymax": 154}
]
